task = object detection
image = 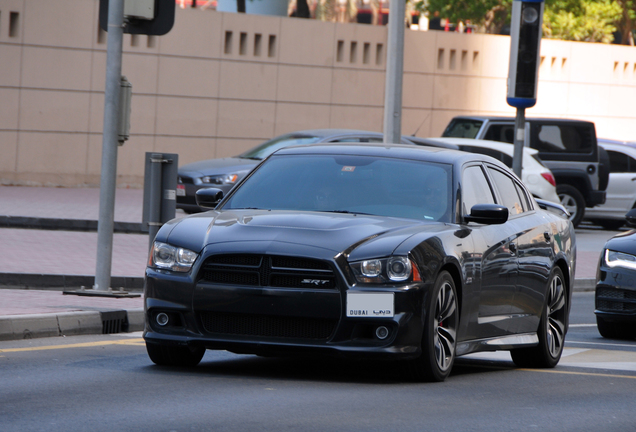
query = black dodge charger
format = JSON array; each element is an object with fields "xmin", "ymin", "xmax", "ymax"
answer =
[{"xmin": 144, "ymin": 143, "xmax": 576, "ymax": 381}]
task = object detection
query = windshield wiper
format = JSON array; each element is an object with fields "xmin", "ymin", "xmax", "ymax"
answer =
[{"xmin": 322, "ymin": 210, "xmax": 373, "ymax": 215}]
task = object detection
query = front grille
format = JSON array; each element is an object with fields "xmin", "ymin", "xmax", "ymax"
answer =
[
  {"xmin": 179, "ymin": 176, "xmax": 194, "ymax": 184},
  {"xmin": 596, "ymin": 287, "xmax": 636, "ymax": 312},
  {"xmin": 200, "ymin": 312, "xmax": 336, "ymax": 340},
  {"xmin": 199, "ymin": 254, "xmax": 336, "ymax": 289}
]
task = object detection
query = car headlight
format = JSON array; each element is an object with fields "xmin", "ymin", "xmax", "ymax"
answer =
[
  {"xmin": 200, "ymin": 171, "xmax": 248, "ymax": 185},
  {"xmin": 604, "ymin": 249, "xmax": 636, "ymax": 270},
  {"xmin": 350, "ymin": 256, "xmax": 421, "ymax": 284},
  {"xmin": 149, "ymin": 242, "xmax": 198, "ymax": 272}
]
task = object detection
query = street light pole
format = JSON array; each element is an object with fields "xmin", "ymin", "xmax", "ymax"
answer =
[
  {"xmin": 383, "ymin": 0, "xmax": 405, "ymax": 144},
  {"xmin": 94, "ymin": 0, "xmax": 124, "ymax": 291}
]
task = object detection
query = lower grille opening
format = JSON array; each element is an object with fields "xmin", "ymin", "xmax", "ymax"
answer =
[{"xmin": 200, "ymin": 312, "xmax": 336, "ymax": 340}]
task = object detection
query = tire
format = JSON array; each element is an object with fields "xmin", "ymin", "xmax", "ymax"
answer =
[
  {"xmin": 146, "ymin": 342, "xmax": 205, "ymax": 367},
  {"xmin": 557, "ymin": 184, "xmax": 585, "ymax": 228},
  {"xmin": 405, "ymin": 271, "xmax": 458, "ymax": 382},
  {"xmin": 511, "ymin": 267, "xmax": 567, "ymax": 368},
  {"xmin": 596, "ymin": 316, "xmax": 636, "ymax": 340}
]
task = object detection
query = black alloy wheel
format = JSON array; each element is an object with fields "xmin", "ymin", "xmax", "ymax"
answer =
[
  {"xmin": 511, "ymin": 267, "xmax": 567, "ymax": 368},
  {"xmin": 557, "ymin": 185, "xmax": 585, "ymax": 228},
  {"xmin": 406, "ymin": 270, "xmax": 458, "ymax": 382},
  {"xmin": 146, "ymin": 342, "xmax": 206, "ymax": 367}
]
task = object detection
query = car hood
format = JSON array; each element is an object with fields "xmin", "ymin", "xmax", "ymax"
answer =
[
  {"xmin": 178, "ymin": 157, "xmax": 259, "ymax": 177},
  {"xmin": 161, "ymin": 210, "xmax": 446, "ymax": 260},
  {"xmin": 604, "ymin": 230, "xmax": 636, "ymax": 255}
]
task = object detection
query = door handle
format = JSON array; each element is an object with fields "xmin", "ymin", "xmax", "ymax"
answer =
[
  {"xmin": 509, "ymin": 242, "xmax": 517, "ymax": 254},
  {"xmin": 544, "ymin": 232, "xmax": 551, "ymax": 242}
]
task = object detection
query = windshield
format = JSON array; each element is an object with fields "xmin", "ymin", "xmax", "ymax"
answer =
[
  {"xmin": 442, "ymin": 119, "xmax": 483, "ymax": 138},
  {"xmin": 239, "ymin": 134, "xmax": 323, "ymax": 160},
  {"xmin": 222, "ymin": 154, "xmax": 453, "ymax": 223}
]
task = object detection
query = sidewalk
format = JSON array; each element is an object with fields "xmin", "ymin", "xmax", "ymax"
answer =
[{"xmin": 0, "ymin": 185, "xmax": 602, "ymax": 341}]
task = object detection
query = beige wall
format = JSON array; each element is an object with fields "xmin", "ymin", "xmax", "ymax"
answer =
[{"xmin": 1, "ymin": 0, "xmax": 635, "ymax": 187}]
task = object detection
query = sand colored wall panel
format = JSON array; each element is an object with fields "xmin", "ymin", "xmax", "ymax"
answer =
[
  {"xmin": 0, "ymin": 0, "xmax": 24, "ymax": 44},
  {"xmin": 279, "ymin": 19, "xmax": 335, "ymax": 67},
  {"xmin": 154, "ymin": 136, "xmax": 216, "ymax": 165},
  {"xmin": 217, "ymin": 99, "xmax": 275, "ymax": 140},
  {"xmin": 19, "ymin": 89, "xmax": 90, "ymax": 132},
  {"xmin": 274, "ymin": 103, "xmax": 331, "ymax": 135},
  {"xmin": 218, "ymin": 61, "xmax": 279, "ymax": 100},
  {"xmin": 404, "ymin": 30, "xmax": 437, "ymax": 75},
  {"xmin": 0, "ymin": 45, "xmax": 21, "ymax": 86},
  {"xmin": 276, "ymin": 65, "xmax": 333, "ymax": 104},
  {"xmin": 121, "ymin": 53, "xmax": 161, "ymax": 95},
  {"xmin": 0, "ymin": 132, "xmax": 18, "ymax": 174},
  {"xmin": 402, "ymin": 73, "xmax": 434, "ymax": 109},
  {"xmin": 155, "ymin": 96, "xmax": 218, "ymax": 137},
  {"xmin": 22, "ymin": 0, "xmax": 94, "ymax": 48},
  {"xmin": 221, "ymin": 12, "xmax": 281, "ymax": 62},
  {"xmin": 476, "ymin": 77, "xmax": 510, "ymax": 113},
  {"xmin": 16, "ymin": 132, "xmax": 88, "ymax": 175},
  {"xmin": 333, "ymin": 21, "xmax": 387, "ymax": 71},
  {"xmin": 215, "ymin": 137, "xmax": 263, "ymax": 158},
  {"xmin": 433, "ymin": 75, "xmax": 483, "ymax": 111},
  {"xmin": 21, "ymin": 47, "xmax": 92, "ymax": 90},
  {"xmin": 402, "ymin": 108, "xmax": 434, "ymax": 138},
  {"xmin": 128, "ymin": 94, "xmax": 158, "ymax": 136},
  {"xmin": 159, "ymin": 8, "xmax": 223, "ymax": 58},
  {"xmin": 157, "ymin": 57, "xmax": 219, "ymax": 98},
  {"xmin": 331, "ymin": 69, "xmax": 384, "ymax": 106},
  {"xmin": 329, "ymin": 105, "xmax": 383, "ymax": 132},
  {"xmin": 0, "ymin": 89, "xmax": 19, "ymax": 130}
]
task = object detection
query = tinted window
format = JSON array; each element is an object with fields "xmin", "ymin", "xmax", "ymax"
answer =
[
  {"xmin": 487, "ymin": 167, "xmax": 526, "ymax": 216},
  {"xmin": 442, "ymin": 119, "xmax": 483, "ymax": 138},
  {"xmin": 484, "ymin": 125, "xmax": 515, "ymax": 144},
  {"xmin": 224, "ymin": 155, "xmax": 453, "ymax": 222},
  {"xmin": 239, "ymin": 134, "xmax": 322, "ymax": 159},
  {"xmin": 607, "ymin": 150, "xmax": 636, "ymax": 173},
  {"xmin": 462, "ymin": 165, "xmax": 495, "ymax": 214},
  {"xmin": 534, "ymin": 125, "xmax": 593, "ymax": 154}
]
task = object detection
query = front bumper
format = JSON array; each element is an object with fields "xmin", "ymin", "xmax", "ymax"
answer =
[
  {"xmin": 594, "ymin": 266, "xmax": 636, "ymax": 322},
  {"xmin": 143, "ymin": 267, "xmax": 430, "ymax": 360}
]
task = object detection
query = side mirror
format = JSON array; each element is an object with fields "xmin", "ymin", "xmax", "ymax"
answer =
[
  {"xmin": 196, "ymin": 188, "xmax": 224, "ymax": 209},
  {"xmin": 536, "ymin": 198, "xmax": 570, "ymax": 219},
  {"xmin": 464, "ymin": 204, "xmax": 509, "ymax": 225},
  {"xmin": 625, "ymin": 208, "xmax": 636, "ymax": 228}
]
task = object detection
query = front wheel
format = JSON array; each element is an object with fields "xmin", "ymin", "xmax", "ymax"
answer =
[
  {"xmin": 405, "ymin": 271, "xmax": 458, "ymax": 382},
  {"xmin": 557, "ymin": 185, "xmax": 585, "ymax": 228},
  {"xmin": 511, "ymin": 267, "xmax": 567, "ymax": 368},
  {"xmin": 146, "ymin": 342, "xmax": 205, "ymax": 367}
]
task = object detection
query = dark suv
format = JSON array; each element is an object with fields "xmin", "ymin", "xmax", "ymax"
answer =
[{"xmin": 442, "ymin": 116, "xmax": 609, "ymax": 227}]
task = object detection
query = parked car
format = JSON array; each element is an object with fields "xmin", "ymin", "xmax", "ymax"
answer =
[
  {"xmin": 144, "ymin": 143, "xmax": 575, "ymax": 382},
  {"xmin": 585, "ymin": 139, "xmax": 636, "ymax": 230},
  {"xmin": 595, "ymin": 208, "xmax": 636, "ymax": 340},
  {"xmin": 442, "ymin": 116, "xmax": 609, "ymax": 227},
  {"xmin": 408, "ymin": 137, "xmax": 560, "ymax": 203},
  {"xmin": 176, "ymin": 129, "xmax": 415, "ymax": 213}
]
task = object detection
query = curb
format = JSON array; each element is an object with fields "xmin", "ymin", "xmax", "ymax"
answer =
[
  {"xmin": 0, "ymin": 308, "xmax": 145, "ymax": 341},
  {"xmin": 573, "ymin": 278, "xmax": 596, "ymax": 292},
  {"xmin": 0, "ymin": 273, "xmax": 145, "ymax": 291},
  {"xmin": 0, "ymin": 215, "xmax": 146, "ymax": 234}
]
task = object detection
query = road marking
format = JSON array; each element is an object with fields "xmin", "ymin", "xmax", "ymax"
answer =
[
  {"xmin": 520, "ymin": 368, "xmax": 636, "ymax": 380},
  {"xmin": 567, "ymin": 340, "xmax": 636, "ymax": 349},
  {"xmin": 0, "ymin": 338, "xmax": 144, "ymax": 353}
]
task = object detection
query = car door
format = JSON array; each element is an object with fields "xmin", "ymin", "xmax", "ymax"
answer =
[
  {"xmin": 460, "ymin": 164, "xmax": 519, "ymax": 340},
  {"xmin": 603, "ymin": 148, "xmax": 636, "ymax": 213}
]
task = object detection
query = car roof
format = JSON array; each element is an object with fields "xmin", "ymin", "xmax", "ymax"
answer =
[
  {"xmin": 450, "ymin": 115, "xmax": 593, "ymax": 125},
  {"xmin": 288, "ymin": 129, "xmax": 384, "ymax": 138},
  {"xmin": 599, "ymin": 139, "xmax": 636, "ymax": 152},
  {"xmin": 410, "ymin": 137, "xmax": 539, "ymax": 156},
  {"xmin": 272, "ymin": 142, "xmax": 505, "ymax": 167}
]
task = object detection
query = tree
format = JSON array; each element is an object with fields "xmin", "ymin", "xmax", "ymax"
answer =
[
  {"xmin": 614, "ymin": 0, "xmax": 636, "ymax": 44},
  {"xmin": 543, "ymin": 0, "xmax": 621, "ymax": 43}
]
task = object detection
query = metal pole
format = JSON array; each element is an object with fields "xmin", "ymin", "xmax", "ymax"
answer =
[
  {"xmin": 383, "ymin": 0, "xmax": 405, "ymax": 144},
  {"xmin": 94, "ymin": 0, "xmax": 124, "ymax": 291},
  {"xmin": 512, "ymin": 107, "xmax": 525, "ymax": 178}
]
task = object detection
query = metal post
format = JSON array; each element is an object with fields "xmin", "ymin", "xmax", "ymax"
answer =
[
  {"xmin": 512, "ymin": 107, "xmax": 525, "ymax": 178},
  {"xmin": 94, "ymin": 0, "xmax": 124, "ymax": 291},
  {"xmin": 382, "ymin": 0, "xmax": 405, "ymax": 144},
  {"xmin": 148, "ymin": 154, "xmax": 163, "ymax": 251}
]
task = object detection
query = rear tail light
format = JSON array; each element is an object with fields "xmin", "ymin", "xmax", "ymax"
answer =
[{"xmin": 541, "ymin": 172, "xmax": 556, "ymax": 187}]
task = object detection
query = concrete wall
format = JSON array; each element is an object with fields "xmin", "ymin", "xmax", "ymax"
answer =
[{"xmin": 1, "ymin": 0, "xmax": 635, "ymax": 187}]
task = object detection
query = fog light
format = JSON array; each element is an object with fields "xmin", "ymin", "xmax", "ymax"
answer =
[
  {"xmin": 375, "ymin": 326, "xmax": 389, "ymax": 340},
  {"xmin": 156, "ymin": 312, "xmax": 169, "ymax": 326}
]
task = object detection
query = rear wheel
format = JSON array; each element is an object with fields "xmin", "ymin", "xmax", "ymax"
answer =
[
  {"xmin": 511, "ymin": 267, "xmax": 567, "ymax": 368},
  {"xmin": 146, "ymin": 342, "xmax": 205, "ymax": 367},
  {"xmin": 596, "ymin": 316, "xmax": 636, "ymax": 340},
  {"xmin": 406, "ymin": 271, "xmax": 458, "ymax": 382},
  {"xmin": 557, "ymin": 185, "xmax": 585, "ymax": 228},
  {"xmin": 598, "ymin": 219, "xmax": 624, "ymax": 231}
]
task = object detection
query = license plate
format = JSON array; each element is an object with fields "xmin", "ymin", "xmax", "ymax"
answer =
[
  {"xmin": 346, "ymin": 292, "xmax": 394, "ymax": 318},
  {"xmin": 176, "ymin": 185, "xmax": 186, "ymax": 196}
]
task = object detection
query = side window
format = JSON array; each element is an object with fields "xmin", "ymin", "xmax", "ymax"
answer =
[
  {"xmin": 459, "ymin": 146, "xmax": 513, "ymax": 168},
  {"xmin": 487, "ymin": 167, "xmax": 526, "ymax": 216},
  {"xmin": 484, "ymin": 125, "xmax": 515, "ymax": 144},
  {"xmin": 607, "ymin": 150, "xmax": 631, "ymax": 173},
  {"xmin": 514, "ymin": 182, "xmax": 532, "ymax": 211},
  {"xmin": 462, "ymin": 165, "xmax": 495, "ymax": 214},
  {"xmin": 535, "ymin": 124, "xmax": 593, "ymax": 154}
]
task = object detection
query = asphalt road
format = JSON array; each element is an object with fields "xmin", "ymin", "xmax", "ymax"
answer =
[{"xmin": 1, "ymin": 292, "xmax": 634, "ymax": 432}]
